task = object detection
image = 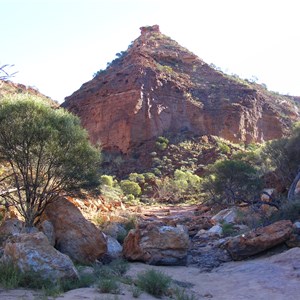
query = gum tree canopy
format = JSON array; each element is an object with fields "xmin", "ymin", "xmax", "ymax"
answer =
[{"xmin": 0, "ymin": 95, "xmax": 100, "ymax": 227}]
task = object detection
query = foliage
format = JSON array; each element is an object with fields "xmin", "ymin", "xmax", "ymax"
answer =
[
  {"xmin": 216, "ymin": 140, "xmax": 231, "ymax": 154},
  {"xmin": 94, "ymin": 259, "xmax": 129, "ymax": 279},
  {"xmin": 155, "ymin": 169, "xmax": 202, "ymax": 203},
  {"xmin": 0, "ymin": 262, "xmax": 71, "ymax": 296},
  {"xmin": 97, "ymin": 278, "xmax": 120, "ymax": 294},
  {"xmin": 136, "ymin": 269, "xmax": 172, "ymax": 298},
  {"xmin": 120, "ymin": 180, "xmax": 142, "ymax": 197},
  {"xmin": 94, "ymin": 259, "xmax": 130, "ymax": 295},
  {"xmin": 100, "ymin": 175, "xmax": 114, "ymax": 187},
  {"xmin": 131, "ymin": 285, "xmax": 142, "ymax": 298},
  {"xmin": 262, "ymin": 123, "xmax": 300, "ymax": 193},
  {"xmin": 268, "ymin": 199, "xmax": 300, "ymax": 223},
  {"xmin": 203, "ymin": 159, "xmax": 263, "ymax": 206},
  {"xmin": 0, "ymin": 95, "xmax": 100, "ymax": 227},
  {"xmin": 0, "ymin": 261, "xmax": 23, "ymax": 289},
  {"xmin": 173, "ymin": 287, "xmax": 197, "ymax": 300},
  {"xmin": 220, "ymin": 222, "xmax": 235, "ymax": 237},
  {"xmin": 155, "ymin": 136, "xmax": 169, "ymax": 151}
]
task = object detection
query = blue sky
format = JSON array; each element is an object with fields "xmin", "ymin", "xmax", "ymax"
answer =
[{"xmin": 1, "ymin": 0, "xmax": 299, "ymax": 102}]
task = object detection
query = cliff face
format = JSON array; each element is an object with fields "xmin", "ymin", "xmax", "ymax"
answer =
[{"xmin": 62, "ymin": 25, "xmax": 299, "ymax": 153}]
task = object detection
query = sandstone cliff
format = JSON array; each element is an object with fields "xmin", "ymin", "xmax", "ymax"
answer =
[{"xmin": 62, "ymin": 25, "xmax": 299, "ymax": 153}]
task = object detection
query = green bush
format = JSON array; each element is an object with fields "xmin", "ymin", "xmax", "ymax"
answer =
[
  {"xmin": 128, "ymin": 173, "xmax": 145, "ymax": 184},
  {"xmin": 155, "ymin": 136, "xmax": 169, "ymax": 151},
  {"xmin": 173, "ymin": 287, "xmax": 197, "ymax": 300},
  {"xmin": 221, "ymin": 222, "xmax": 235, "ymax": 236},
  {"xmin": 120, "ymin": 180, "xmax": 141, "ymax": 197},
  {"xmin": 217, "ymin": 141, "xmax": 231, "ymax": 154},
  {"xmin": 0, "ymin": 261, "xmax": 97, "ymax": 296},
  {"xmin": 97, "ymin": 278, "xmax": 120, "ymax": 294},
  {"xmin": 136, "ymin": 269, "xmax": 172, "ymax": 297},
  {"xmin": 203, "ymin": 159, "xmax": 263, "ymax": 206},
  {"xmin": 94, "ymin": 259, "xmax": 129, "ymax": 279},
  {"xmin": 0, "ymin": 261, "xmax": 23, "ymax": 289},
  {"xmin": 100, "ymin": 175, "xmax": 114, "ymax": 187},
  {"xmin": 131, "ymin": 285, "xmax": 142, "ymax": 298}
]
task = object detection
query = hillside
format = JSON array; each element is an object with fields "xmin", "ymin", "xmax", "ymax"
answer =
[
  {"xmin": 0, "ymin": 79, "xmax": 58, "ymax": 108},
  {"xmin": 62, "ymin": 25, "xmax": 299, "ymax": 154}
]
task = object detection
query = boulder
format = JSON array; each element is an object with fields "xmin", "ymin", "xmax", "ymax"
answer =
[
  {"xmin": 286, "ymin": 221, "xmax": 300, "ymax": 248},
  {"xmin": 208, "ymin": 224, "xmax": 223, "ymax": 236},
  {"xmin": 42, "ymin": 197, "xmax": 107, "ymax": 264},
  {"xmin": 190, "ymin": 229, "xmax": 232, "ymax": 271},
  {"xmin": 0, "ymin": 218, "xmax": 24, "ymax": 246},
  {"xmin": 224, "ymin": 220, "xmax": 293, "ymax": 260},
  {"xmin": 106, "ymin": 235, "xmax": 123, "ymax": 259},
  {"xmin": 211, "ymin": 208, "xmax": 237, "ymax": 225},
  {"xmin": 1, "ymin": 232, "xmax": 78, "ymax": 281},
  {"xmin": 38, "ymin": 220, "xmax": 55, "ymax": 246},
  {"xmin": 123, "ymin": 223, "xmax": 190, "ymax": 265}
]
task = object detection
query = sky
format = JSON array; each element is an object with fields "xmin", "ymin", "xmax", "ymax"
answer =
[{"xmin": 1, "ymin": 0, "xmax": 299, "ymax": 103}]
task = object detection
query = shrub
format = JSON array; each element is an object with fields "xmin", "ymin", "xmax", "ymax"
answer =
[
  {"xmin": 173, "ymin": 287, "xmax": 197, "ymax": 300},
  {"xmin": 217, "ymin": 141, "xmax": 231, "ymax": 154},
  {"xmin": 120, "ymin": 180, "xmax": 141, "ymax": 197},
  {"xmin": 94, "ymin": 259, "xmax": 129, "ymax": 279},
  {"xmin": 136, "ymin": 269, "xmax": 172, "ymax": 297},
  {"xmin": 100, "ymin": 175, "xmax": 114, "ymax": 187},
  {"xmin": 155, "ymin": 136, "xmax": 169, "ymax": 151},
  {"xmin": 269, "ymin": 199, "xmax": 300, "ymax": 223},
  {"xmin": 221, "ymin": 222, "xmax": 235, "ymax": 236},
  {"xmin": 127, "ymin": 194, "xmax": 135, "ymax": 202},
  {"xmin": 0, "ymin": 261, "xmax": 23, "ymax": 289},
  {"xmin": 203, "ymin": 159, "xmax": 263, "ymax": 206},
  {"xmin": 97, "ymin": 278, "xmax": 120, "ymax": 294},
  {"xmin": 128, "ymin": 173, "xmax": 145, "ymax": 184},
  {"xmin": 131, "ymin": 285, "xmax": 142, "ymax": 298}
]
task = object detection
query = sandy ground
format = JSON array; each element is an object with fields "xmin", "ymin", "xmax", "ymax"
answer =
[{"xmin": 1, "ymin": 247, "xmax": 300, "ymax": 300}]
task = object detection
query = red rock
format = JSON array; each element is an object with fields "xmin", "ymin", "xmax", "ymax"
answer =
[
  {"xmin": 224, "ymin": 220, "xmax": 293, "ymax": 260},
  {"xmin": 1, "ymin": 232, "xmax": 78, "ymax": 281},
  {"xmin": 42, "ymin": 197, "xmax": 107, "ymax": 264},
  {"xmin": 0, "ymin": 218, "xmax": 24, "ymax": 249},
  {"xmin": 123, "ymin": 223, "xmax": 190, "ymax": 265},
  {"xmin": 62, "ymin": 25, "xmax": 298, "ymax": 154}
]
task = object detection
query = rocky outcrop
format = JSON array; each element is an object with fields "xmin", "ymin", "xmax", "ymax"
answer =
[
  {"xmin": 62, "ymin": 25, "xmax": 298, "ymax": 153},
  {"xmin": 0, "ymin": 218, "xmax": 24, "ymax": 247},
  {"xmin": 41, "ymin": 197, "xmax": 107, "ymax": 264},
  {"xmin": 1, "ymin": 232, "xmax": 78, "ymax": 281},
  {"xmin": 38, "ymin": 220, "xmax": 55, "ymax": 246},
  {"xmin": 224, "ymin": 220, "xmax": 293, "ymax": 260},
  {"xmin": 0, "ymin": 79, "xmax": 58, "ymax": 107},
  {"xmin": 123, "ymin": 223, "xmax": 190, "ymax": 265}
]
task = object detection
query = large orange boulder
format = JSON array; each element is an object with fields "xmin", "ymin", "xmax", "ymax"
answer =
[
  {"xmin": 42, "ymin": 197, "xmax": 107, "ymax": 264},
  {"xmin": 224, "ymin": 220, "xmax": 293, "ymax": 260},
  {"xmin": 1, "ymin": 232, "xmax": 78, "ymax": 281},
  {"xmin": 123, "ymin": 223, "xmax": 190, "ymax": 265}
]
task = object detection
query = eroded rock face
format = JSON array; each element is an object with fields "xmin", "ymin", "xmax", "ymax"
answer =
[
  {"xmin": 1, "ymin": 232, "xmax": 78, "ymax": 281},
  {"xmin": 0, "ymin": 218, "xmax": 23, "ymax": 240},
  {"xmin": 41, "ymin": 197, "xmax": 107, "ymax": 264},
  {"xmin": 123, "ymin": 223, "xmax": 190, "ymax": 265},
  {"xmin": 62, "ymin": 25, "xmax": 298, "ymax": 153},
  {"xmin": 224, "ymin": 220, "xmax": 293, "ymax": 260}
]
